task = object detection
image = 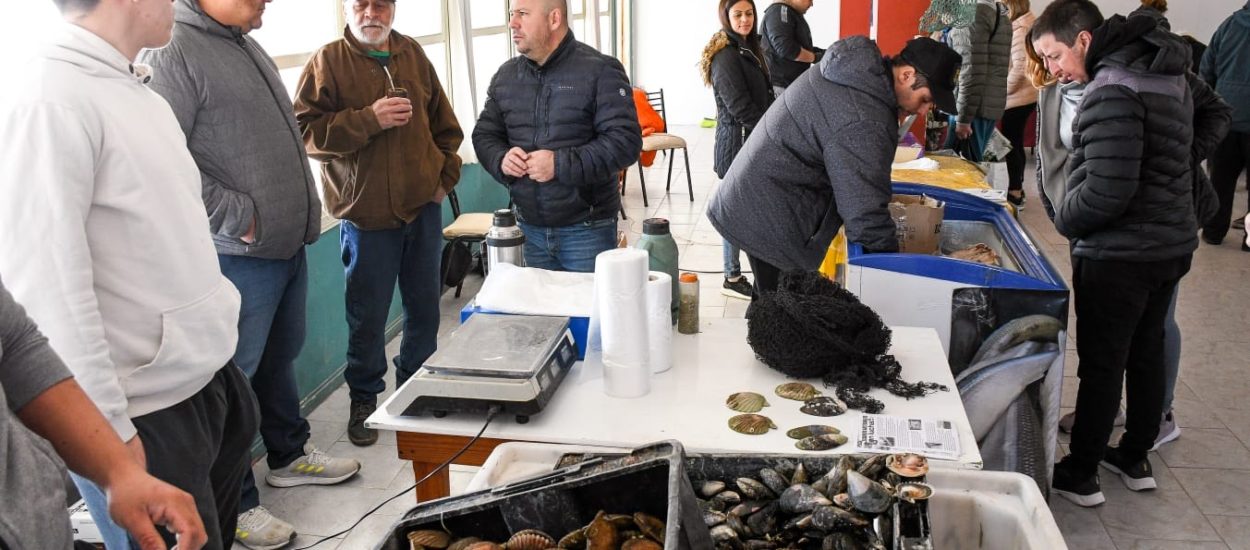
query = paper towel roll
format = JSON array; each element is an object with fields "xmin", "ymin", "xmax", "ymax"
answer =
[
  {"xmin": 646, "ymin": 271, "xmax": 673, "ymax": 374},
  {"xmin": 593, "ymin": 248, "xmax": 651, "ymax": 397}
]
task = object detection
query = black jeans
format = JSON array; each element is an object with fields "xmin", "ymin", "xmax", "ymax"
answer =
[
  {"xmin": 1203, "ymin": 131, "xmax": 1250, "ymax": 242},
  {"xmin": 746, "ymin": 254, "xmax": 782, "ymax": 295},
  {"xmin": 1067, "ymin": 254, "xmax": 1191, "ymax": 477},
  {"xmin": 1001, "ymin": 104, "xmax": 1036, "ymax": 193}
]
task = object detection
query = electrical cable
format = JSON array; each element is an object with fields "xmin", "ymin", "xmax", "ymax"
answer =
[{"xmin": 292, "ymin": 405, "xmax": 503, "ymax": 550}]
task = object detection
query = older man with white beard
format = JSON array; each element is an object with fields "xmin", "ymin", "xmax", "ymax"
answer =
[{"xmin": 294, "ymin": 0, "xmax": 463, "ymax": 448}]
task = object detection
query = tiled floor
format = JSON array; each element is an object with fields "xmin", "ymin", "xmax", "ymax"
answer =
[{"xmin": 244, "ymin": 125, "xmax": 1250, "ymax": 549}]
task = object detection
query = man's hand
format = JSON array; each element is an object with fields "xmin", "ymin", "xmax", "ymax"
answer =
[
  {"xmin": 526, "ymin": 149, "xmax": 556, "ymax": 183},
  {"xmin": 955, "ymin": 123, "xmax": 973, "ymax": 140},
  {"xmin": 371, "ymin": 97, "xmax": 413, "ymax": 129},
  {"xmin": 125, "ymin": 435, "xmax": 147, "ymax": 469},
  {"xmin": 106, "ymin": 465, "xmax": 207, "ymax": 550},
  {"xmin": 501, "ymin": 147, "xmax": 530, "ymax": 178},
  {"xmin": 240, "ymin": 217, "xmax": 256, "ymax": 245}
]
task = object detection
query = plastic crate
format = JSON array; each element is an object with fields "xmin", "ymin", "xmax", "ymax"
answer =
[
  {"xmin": 376, "ymin": 440, "xmax": 713, "ymax": 549},
  {"xmin": 464, "ymin": 443, "xmax": 1067, "ymax": 550}
]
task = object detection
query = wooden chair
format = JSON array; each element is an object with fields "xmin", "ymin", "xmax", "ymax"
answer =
[
  {"xmin": 440, "ymin": 189, "xmax": 492, "ymax": 298},
  {"xmin": 624, "ymin": 89, "xmax": 693, "ymax": 207}
]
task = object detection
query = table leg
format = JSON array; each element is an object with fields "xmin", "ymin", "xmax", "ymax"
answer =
[{"xmin": 395, "ymin": 431, "xmax": 515, "ymax": 501}]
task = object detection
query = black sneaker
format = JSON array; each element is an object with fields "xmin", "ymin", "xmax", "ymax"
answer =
[
  {"xmin": 1052, "ymin": 456, "xmax": 1105, "ymax": 507},
  {"xmin": 348, "ymin": 400, "xmax": 378, "ymax": 446},
  {"xmin": 721, "ymin": 277, "xmax": 753, "ymax": 300},
  {"xmin": 1101, "ymin": 446, "xmax": 1157, "ymax": 491}
]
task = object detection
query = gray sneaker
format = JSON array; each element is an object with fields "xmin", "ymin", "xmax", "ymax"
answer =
[
  {"xmin": 1059, "ymin": 407, "xmax": 1125, "ymax": 433},
  {"xmin": 1151, "ymin": 410, "xmax": 1181, "ymax": 451},
  {"xmin": 235, "ymin": 506, "xmax": 295, "ymax": 550},
  {"xmin": 265, "ymin": 444, "xmax": 361, "ymax": 488}
]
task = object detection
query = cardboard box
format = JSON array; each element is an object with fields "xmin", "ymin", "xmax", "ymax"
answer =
[
  {"xmin": 68, "ymin": 500, "xmax": 103, "ymax": 543},
  {"xmin": 890, "ymin": 194, "xmax": 945, "ymax": 254}
]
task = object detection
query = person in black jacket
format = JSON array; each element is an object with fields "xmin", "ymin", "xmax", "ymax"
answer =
[
  {"xmin": 700, "ymin": 0, "xmax": 775, "ymax": 300},
  {"xmin": 760, "ymin": 0, "xmax": 823, "ymax": 95},
  {"xmin": 1031, "ymin": 0, "xmax": 1204, "ymax": 508},
  {"xmin": 473, "ymin": 0, "xmax": 642, "ymax": 272}
]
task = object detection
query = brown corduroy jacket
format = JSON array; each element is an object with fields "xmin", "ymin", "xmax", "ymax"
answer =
[{"xmin": 295, "ymin": 28, "xmax": 463, "ymax": 230}]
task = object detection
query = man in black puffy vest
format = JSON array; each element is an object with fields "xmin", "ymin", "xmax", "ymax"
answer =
[
  {"xmin": 473, "ymin": 0, "xmax": 641, "ymax": 272},
  {"xmin": 1031, "ymin": 0, "xmax": 1203, "ymax": 508}
]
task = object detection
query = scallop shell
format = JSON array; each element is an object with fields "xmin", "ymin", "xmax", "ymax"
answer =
[
  {"xmin": 886, "ymin": 453, "xmax": 929, "ymax": 478},
  {"xmin": 462, "ymin": 543, "xmax": 503, "ymax": 550},
  {"xmin": 799, "ymin": 396, "xmax": 847, "ymax": 417},
  {"xmin": 505, "ymin": 529, "xmax": 554, "ymax": 550},
  {"xmin": 775, "ymin": 382, "xmax": 822, "ymax": 401},
  {"xmin": 726, "ymin": 391, "xmax": 769, "ymax": 413},
  {"xmin": 786, "ymin": 425, "xmax": 842, "ymax": 439},
  {"xmin": 728, "ymin": 413, "xmax": 777, "ymax": 435},
  {"xmin": 446, "ymin": 538, "xmax": 482, "ymax": 550},
  {"xmin": 795, "ymin": 433, "xmax": 849, "ymax": 451},
  {"xmin": 896, "ymin": 481, "xmax": 935, "ymax": 502},
  {"xmin": 407, "ymin": 529, "xmax": 451, "ymax": 549},
  {"xmin": 556, "ymin": 528, "xmax": 585, "ymax": 549},
  {"xmin": 633, "ymin": 512, "xmax": 666, "ymax": 543},
  {"xmin": 621, "ymin": 539, "xmax": 663, "ymax": 550}
]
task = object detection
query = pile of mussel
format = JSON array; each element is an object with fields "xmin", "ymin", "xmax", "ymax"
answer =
[
  {"xmin": 403, "ymin": 510, "xmax": 667, "ymax": 550},
  {"xmin": 695, "ymin": 453, "xmax": 934, "ymax": 549}
]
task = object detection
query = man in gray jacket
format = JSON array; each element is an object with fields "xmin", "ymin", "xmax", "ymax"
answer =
[
  {"xmin": 708, "ymin": 36, "xmax": 961, "ymax": 293},
  {"xmin": 943, "ymin": 0, "xmax": 1011, "ymax": 161},
  {"xmin": 142, "ymin": 0, "xmax": 360, "ymax": 547}
]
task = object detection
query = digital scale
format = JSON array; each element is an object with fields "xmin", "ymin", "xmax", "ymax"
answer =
[{"xmin": 379, "ymin": 313, "xmax": 578, "ymax": 424}]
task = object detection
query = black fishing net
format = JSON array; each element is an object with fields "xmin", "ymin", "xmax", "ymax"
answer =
[{"xmin": 746, "ymin": 271, "xmax": 948, "ymax": 413}]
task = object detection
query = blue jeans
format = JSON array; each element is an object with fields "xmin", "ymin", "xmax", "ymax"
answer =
[
  {"xmin": 517, "ymin": 217, "xmax": 618, "ymax": 272},
  {"xmin": 341, "ymin": 203, "xmax": 443, "ymax": 403},
  {"xmin": 945, "ymin": 115, "xmax": 998, "ymax": 163},
  {"xmin": 723, "ymin": 238, "xmax": 742, "ymax": 278},
  {"xmin": 217, "ymin": 249, "xmax": 311, "ymax": 513},
  {"xmin": 72, "ymin": 472, "xmax": 131, "ymax": 549}
]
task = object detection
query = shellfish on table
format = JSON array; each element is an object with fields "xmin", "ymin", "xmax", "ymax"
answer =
[
  {"xmin": 775, "ymin": 382, "xmax": 822, "ymax": 401},
  {"xmin": 800, "ymin": 396, "xmax": 847, "ymax": 417},
  {"xmin": 725, "ymin": 391, "xmax": 769, "ymax": 413},
  {"xmin": 728, "ymin": 413, "xmax": 777, "ymax": 435}
]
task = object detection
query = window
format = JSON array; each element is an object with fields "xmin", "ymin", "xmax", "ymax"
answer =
[
  {"xmin": 249, "ymin": 1, "xmax": 339, "ymax": 58},
  {"xmin": 470, "ymin": 0, "xmax": 511, "ymax": 112}
]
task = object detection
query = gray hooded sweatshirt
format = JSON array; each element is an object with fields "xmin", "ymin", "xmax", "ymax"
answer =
[
  {"xmin": 141, "ymin": 0, "xmax": 321, "ymax": 260},
  {"xmin": 707, "ymin": 35, "xmax": 899, "ymax": 271}
]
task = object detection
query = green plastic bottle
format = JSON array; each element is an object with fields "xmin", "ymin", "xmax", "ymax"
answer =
[{"xmin": 634, "ymin": 218, "xmax": 680, "ymax": 324}]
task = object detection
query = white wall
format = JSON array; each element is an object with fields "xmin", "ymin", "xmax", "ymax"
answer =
[
  {"xmin": 632, "ymin": 0, "xmax": 841, "ymax": 125},
  {"xmin": 1030, "ymin": 0, "xmax": 1241, "ymax": 44},
  {"xmin": 632, "ymin": 0, "xmax": 1243, "ymax": 126}
]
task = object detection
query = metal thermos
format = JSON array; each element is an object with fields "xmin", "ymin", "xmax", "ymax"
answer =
[{"xmin": 485, "ymin": 209, "xmax": 526, "ymax": 271}]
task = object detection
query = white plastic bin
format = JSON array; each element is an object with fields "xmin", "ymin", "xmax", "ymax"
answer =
[{"xmin": 468, "ymin": 442, "xmax": 1067, "ymax": 550}]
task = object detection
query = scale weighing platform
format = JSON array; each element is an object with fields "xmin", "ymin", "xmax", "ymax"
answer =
[{"xmin": 378, "ymin": 313, "xmax": 578, "ymax": 424}]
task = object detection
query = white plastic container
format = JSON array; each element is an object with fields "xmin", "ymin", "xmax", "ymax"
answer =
[{"xmin": 468, "ymin": 442, "xmax": 1067, "ymax": 550}]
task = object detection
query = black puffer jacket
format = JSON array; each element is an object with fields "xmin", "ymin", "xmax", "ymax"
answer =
[
  {"xmin": 761, "ymin": 3, "xmax": 824, "ymax": 88},
  {"xmin": 1056, "ymin": 13, "xmax": 1202, "ymax": 261},
  {"xmin": 473, "ymin": 32, "xmax": 641, "ymax": 227},
  {"xmin": 704, "ymin": 31, "xmax": 775, "ymax": 178}
]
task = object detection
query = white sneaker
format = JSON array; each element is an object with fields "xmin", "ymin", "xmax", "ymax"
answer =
[
  {"xmin": 265, "ymin": 444, "xmax": 361, "ymax": 488},
  {"xmin": 1151, "ymin": 410, "xmax": 1181, "ymax": 451},
  {"xmin": 236, "ymin": 506, "xmax": 295, "ymax": 550}
]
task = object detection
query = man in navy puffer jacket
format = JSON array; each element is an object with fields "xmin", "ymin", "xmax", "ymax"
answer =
[{"xmin": 474, "ymin": 0, "xmax": 641, "ymax": 272}]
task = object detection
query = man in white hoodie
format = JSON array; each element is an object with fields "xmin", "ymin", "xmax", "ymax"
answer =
[{"xmin": 0, "ymin": 0, "xmax": 258, "ymax": 548}]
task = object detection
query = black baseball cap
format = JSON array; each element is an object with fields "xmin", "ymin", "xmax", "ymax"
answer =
[{"xmin": 897, "ymin": 37, "xmax": 962, "ymax": 116}]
